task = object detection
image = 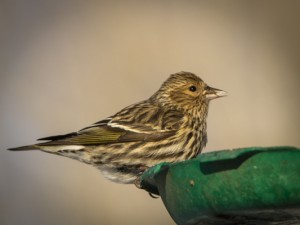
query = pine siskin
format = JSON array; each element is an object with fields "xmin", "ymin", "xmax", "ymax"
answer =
[{"xmin": 8, "ymin": 71, "xmax": 226, "ymax": 184}]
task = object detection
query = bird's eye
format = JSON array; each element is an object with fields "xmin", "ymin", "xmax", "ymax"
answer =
[{"xmin": 189, "ymin": 86, "xmax": 197, "ymax": 92}]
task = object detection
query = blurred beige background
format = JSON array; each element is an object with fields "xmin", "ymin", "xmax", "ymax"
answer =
[{"xmin": 1, "ymin": 1, "xmax": 299, "ymax": 225}]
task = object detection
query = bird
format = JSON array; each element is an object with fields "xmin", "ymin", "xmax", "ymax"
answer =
[{"xmin": 8, "ymin": 71, "xmax": 226, "ymax": 185}]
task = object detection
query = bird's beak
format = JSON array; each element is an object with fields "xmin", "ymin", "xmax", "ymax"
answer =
[{"xmin": 204, "ymin": 86, "xmax": 227, "ymax": 100}]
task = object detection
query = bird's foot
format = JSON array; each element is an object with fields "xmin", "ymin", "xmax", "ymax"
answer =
[
  {"xmin": 134, "ymin": 176, "xmax": 143, "ymax": 189},
  {"xmin": 134, "ymin": 165, "xmax": 150, "ymax": 189},
  {"xmin": 134, "ymin": 176, "xmax": 160, "ymax": 199}
]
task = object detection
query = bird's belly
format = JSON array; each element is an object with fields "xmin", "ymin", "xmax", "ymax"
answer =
[{"xmin": 91, "ymin": 137, "xmax": 201, "ymax": 184}]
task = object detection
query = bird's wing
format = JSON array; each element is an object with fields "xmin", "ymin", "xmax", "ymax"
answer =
[
  {"xmin": 37, "ymin": 105, "xmax": 184, "ymax": 146},
  {"xmin": 108, "ymin": 101, "xmax": 184, "ymax": 133}
]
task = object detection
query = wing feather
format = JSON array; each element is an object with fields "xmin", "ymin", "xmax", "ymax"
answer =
[{"xmin": 37, "ymin": 101, "xmax": 184, "ymax": 146}]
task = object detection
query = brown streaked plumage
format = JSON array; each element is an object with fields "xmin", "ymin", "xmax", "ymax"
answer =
[{"xmin": 8, "ymin": 71, "xmax": 226, "ymax": 184}]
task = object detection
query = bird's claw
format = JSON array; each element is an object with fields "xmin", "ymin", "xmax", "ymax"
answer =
[{"xmin": 148, "ymin": 192, "xmax": 159, "ymax": 199}]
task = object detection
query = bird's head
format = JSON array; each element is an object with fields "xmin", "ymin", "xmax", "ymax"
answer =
[{"xmin": 152, "ymin": 71, "xmax": 227, "ymax": 114}]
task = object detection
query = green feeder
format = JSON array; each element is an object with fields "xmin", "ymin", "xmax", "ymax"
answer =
[{"xmin": 140, "ymin": 146, "xmax": 300, "ymax": 225}]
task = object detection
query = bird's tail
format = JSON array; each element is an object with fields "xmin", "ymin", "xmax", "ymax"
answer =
[
  {"xmin": 8, "ymin": 145, "xmax": 40, "ymax": 151},
  {"xmin": 8, "ymin": 144, "xmax": 91, "ymax": 164}
]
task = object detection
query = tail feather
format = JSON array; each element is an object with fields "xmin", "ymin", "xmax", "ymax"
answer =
[
  {"xmin": 8, "ymin": 144, "xmax": 89, "ymax": 163},
  {"xmin": 8, "ymin": 145, "xmax": 40, "ymax": 151}
]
